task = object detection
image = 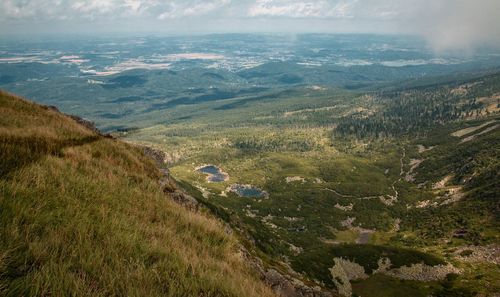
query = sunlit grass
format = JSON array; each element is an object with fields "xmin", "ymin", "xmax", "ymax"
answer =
[{"xmin": 0, "ymin": 91, "xmax": 275, "ymax": 297}]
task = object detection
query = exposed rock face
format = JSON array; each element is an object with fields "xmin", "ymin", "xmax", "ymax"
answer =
[
  {"xmin": 417, "ymin": 144, "xmax": 435, "ymax": 153},
  {"xmin": 329, "ymin": 265, "xmax": 350, "ymax": 297},
  {"xmin": 334, "ymin": 203, "xmax": 353, "ymax": 211},
  {"xmin": 44, "ymin": 105, "xmax": 60, "ymax": 112},
  {"xmin": 69, "ymin": 115, "xmax": 100, "ymax": 134},
  {"xmin": 373, "ymin": 258, "xmax": 392, "ymax": 273},
  {"xmin": 288, "ymin": 243, "xmax": 303, "ymax": 256},
  {"xmin": 340, "ymin": 217, "xmax": 356, "ymax": 228},
  {"xmin": 329, "ymin": 258, "xmax": 368, "ymax": 297},
  {"xmin": 264, "ymin": 269, "xmax": 300, "ymax": 297},
  {"xmin": 43, "ymin": 103, "xmax": 102, "ymax": 135},
  {"xmin": 454, "ymin": 245, "xmax": 500, "ymax": 265},
  {"xmin": 239, "ymin": 244, "xmax": 334, "ymax": 297},
  {"xmin": 379, "ymin": 195, "xmax": 396, "ymax": 206},
  {"xmin": 383, "ymin": 262, "xmax": 461, "ymax": 281},
  {"xmin": 439, "ymin": 187, "xmax": 465, "ymax": 205},
  {"xmin": 286, "ymin": 176, "xmax": 306, "ymax": 183},
  {"xmin": 263, "ymin": 268, "xmax": 334, "ymax": 297},
  {"xmin": 404, "ymin": 158, "xmax": 423, "ymax": 182},
  {"xmin": 392, "ymin": 218, "xmax": 401, "ymax": 232},
  {"xmin": 158, "ymin": 168, "xmax": 199, "ymax": 212},
  {"xmin": 169, "ymin": 190, "xmax": 199, "ymax": 212},
  {"xmin": 433, "ymin": 175, "xmax": 453, "ymax": 190},
  {"xmin": 141, "ymin": 146, "xmax": 167, "ymax": 167},
  {"xmin": 330, "ymin": 256, "xmax": 461, "ymax": 296}
]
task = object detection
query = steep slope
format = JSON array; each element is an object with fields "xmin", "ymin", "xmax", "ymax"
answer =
[{"xmin": 0, "ymin": 90, "xmax": 275, "ymax": 297}]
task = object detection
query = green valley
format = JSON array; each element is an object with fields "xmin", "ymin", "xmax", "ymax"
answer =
[
  {"xmin": 123, "ymin": 72, "xmax": 500, "ymax": 296},
  {"xmin": 1, "ymin": 32, "xmax": 499, "ymax": 297}
]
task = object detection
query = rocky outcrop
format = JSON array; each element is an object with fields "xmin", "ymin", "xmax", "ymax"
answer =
[
  {"xmin": 43, "ymin": 103, "xmax": 105, "ymax": 136},
  {"xmin": 373, "ymin": 258, "xmax": 392, "ymax": 273},
  {"xmin": 139, "ymin": 146, "xmax": 198, "ymax": 211},
  {"xmin": 69, "ymin": 115, "xmax": 101, "ymax": 134},
  {"xmin": 286, "ymin": 176, "xmax": 306, "ymax": 183},
  {"xmin": 383, "ymin": 262, "xmax": 461, "ymax": 281},
  {"xmin": 158, "ymin": 168, "xmax": 199, "ymax": 212},
  {"xmin": 243, "ymin": 250, "xmax": 334, "ymax": 297},
  {"xmin": 454, "ymin": 245, "xmax": 500, "ymax": 265},
  {"xmin": 44, "ymin": 105, "xmax": 60, "ymax": 112},
  {"xmin": 334, "ymin": 203, "xmax": 353, "ymax": 211},
  {"xmin": 264, "ymin": 269, "xmax": 333, "ymax": 297},
  {"xmin": 329, "ymin": 258, "xmax": 368, "ymax": 297},
  {"xmin": 404, "ymin": 159, "xmax": 423, "ymax": 182},
  {"xmin": 329, "ymin": 256, "xmax": 461, "ymax": 296},
  {"xmin": 264, "ymin": 269, "xmax": 303, "ymax": 297},
  {"xmin": 169, "ymin": 190, "xmax": 199, "ymax": 212},
  {"xmin": 141, "ymin": 146, "xmax": 167, "ymax": 167}
]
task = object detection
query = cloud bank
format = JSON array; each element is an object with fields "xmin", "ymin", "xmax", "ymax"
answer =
[
  {"xmin": 412, "ymin": 0, "xmax": 500, "ymax": 52},
  {"xmin": 1, "ymin": 0, "xmax": 499, "ymax": 52}
]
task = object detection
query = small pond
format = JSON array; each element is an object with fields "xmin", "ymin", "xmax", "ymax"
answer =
[
  {"xmin": 196, "ymin": 165, "xmax": 229, "ymax": 182},
  {"xmin": 228, "ymin": 184, "xmax": 268, "ymax": 198}
]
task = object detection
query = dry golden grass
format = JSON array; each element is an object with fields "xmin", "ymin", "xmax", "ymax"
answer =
[{"xmin": 0, "ymin": 90, "xmax": 275, "ymax": 297}]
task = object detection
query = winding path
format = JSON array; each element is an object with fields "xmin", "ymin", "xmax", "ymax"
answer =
[{"xmin": 323, "ymin": 147, "xmax": 406, "ymax": 203}]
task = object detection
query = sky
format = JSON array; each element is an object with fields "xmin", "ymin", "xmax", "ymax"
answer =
[{"xmin": 1, "ymin": 0, "xmax": 500, "ymax": 52}]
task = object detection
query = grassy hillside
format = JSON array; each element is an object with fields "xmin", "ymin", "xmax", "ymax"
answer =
[{"xmin": 0, "ymin": 90, "xmax": 275, "ymax": 297}]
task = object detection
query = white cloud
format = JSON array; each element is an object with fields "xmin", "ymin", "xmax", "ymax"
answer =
[
  {"xmin": 247, "ymin": 0, "xmax": 358, "ymax": 18},
  {"xmin": 123, "ymin": 0, "xmax": 142, "ymax": 13},
  {"xmin": 248, "ymin": 0, "xmax": 324, "ymax": 18},
  {"xmin": 0, "ymin": 0, "xmax": 233, "ymax": 21},
  {"xmin": 2, "ymin": 0, "xmax": 57, "ymax": 19},
  {"xmin": 71, "ymin": 0, "xmax": 115, "ymax": 14},
  {"xmin": 327, "ymin": 0, "xmax": 358, "ymax": 18},
  {"xmin": 158, "ymin": 0, "xmax": 231, "ymax": 20},
  {"xmin": 410, "ymin": 0, "xmax": 500, "ymax": 52},
  {"xmin": 184, "ymin": 0, "xmax": 231, "ymax": 17},
  {"xmin": 1, "ymin": 0, "xmax": 499, "ymax": 52}
]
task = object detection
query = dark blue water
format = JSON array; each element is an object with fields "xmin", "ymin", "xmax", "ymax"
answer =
[
  {"xmin": 197, "ymin": 165, "xmax": 227, "ymax": 182},
  {"xmin": 230, "ymin": 184, "xmax": 267, "ymax": 198}
]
